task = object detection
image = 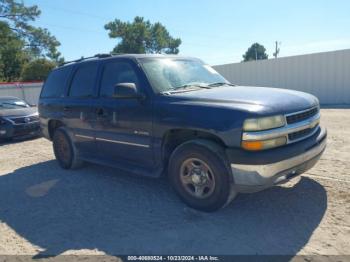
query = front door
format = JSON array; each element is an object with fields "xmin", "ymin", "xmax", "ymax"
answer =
[{"xmin": 94, "ymin": 59, "xmax": 154, "ymax": 168}]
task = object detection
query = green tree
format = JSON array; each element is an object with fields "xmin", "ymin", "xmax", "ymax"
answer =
[
  {"xmin": 242, "ymin": 43, "xmax": 268, "ymax": 62},
  {"xmin": 0, "ymin": 21, "xmax": 28, "ymax": 81},
  {"xmin": 21, "ymin": 58, "xmax": 56, "ymax": 81},
  {"xmin": 105, "ymin": 16, "xmax": 181, "ymax": 54},
  {"xmin": 0, "ymin": 0, "xmax": 61, "ymax": 60}
]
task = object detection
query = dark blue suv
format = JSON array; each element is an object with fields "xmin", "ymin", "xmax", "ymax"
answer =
[{"xmin": 39, "ymin": 54, "xmax": 327, "ymax": 211}]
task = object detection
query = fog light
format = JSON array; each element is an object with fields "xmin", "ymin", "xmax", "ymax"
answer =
[{"xmin": 0, "ymin": 130, "xmax": 6, "ymax": 135}]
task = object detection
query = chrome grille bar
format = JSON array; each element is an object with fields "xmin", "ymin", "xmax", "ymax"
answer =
[{"xmin": 285, "ymin": 106, "xmax": 319, "ymax": 124}]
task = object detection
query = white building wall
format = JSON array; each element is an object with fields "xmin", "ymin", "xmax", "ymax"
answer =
[
  {"xmin": 213, "ymin": 49, "xmax": 350, "ymax": 105},
  {"xmin": 0, "ymin": 82, "xmax": 43, "ymax": 105}
]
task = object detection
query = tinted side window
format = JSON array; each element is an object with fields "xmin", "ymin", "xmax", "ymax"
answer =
[
  {"xmin": 100, "ymin": 61, "xmax": 139, "ymax": 97},
  {"xmin": 69, "ymin": 63, "xmax": 98, "ymax": 97},
  {"xmin": 41, "ymin": 66, "xmax": 71, "ymax": 98}
]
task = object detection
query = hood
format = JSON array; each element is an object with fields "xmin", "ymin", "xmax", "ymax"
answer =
[
  {"xmin": 0, "ymin": 107, "xmax": 37, "ymax": 118},
  {"xmin": 169, "ymin": 85, "xmax": 319, "ymax": 115}
]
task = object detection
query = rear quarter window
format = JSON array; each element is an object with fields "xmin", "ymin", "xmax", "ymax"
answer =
[{"xmin": 40, "ymin": 66, "xmax": 72, "ymax": 98}]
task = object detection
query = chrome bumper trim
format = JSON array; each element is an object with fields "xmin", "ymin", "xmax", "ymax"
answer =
[{"xmin": 231, "ymin": 133, "xmax": 326, "ymax": 188}]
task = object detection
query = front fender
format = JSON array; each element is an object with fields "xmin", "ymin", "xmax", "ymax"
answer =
[{"xmin": 154, "ymin": 101, "xmax": 247, "ymax": 147}]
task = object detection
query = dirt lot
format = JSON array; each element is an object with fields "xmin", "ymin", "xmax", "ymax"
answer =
[{"xmin": 0, "ymin": 109, "xmax": 349, "ymax": 256}]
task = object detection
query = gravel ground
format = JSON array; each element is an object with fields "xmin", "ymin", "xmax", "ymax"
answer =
[{"xmin": 0, "ymin": 109, "xmax": 349, "ymax": 256}]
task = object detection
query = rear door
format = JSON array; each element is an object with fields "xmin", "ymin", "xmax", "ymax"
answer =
[
  {"xmin": 39, "ymin": 66, "xmax": 72, "ymax": 139},
  {"xmin": 64, "ymin": 61, "xmax": 99, "ymax": 155},
  {"xmin": 94, "ymin": 59, "xmax": 154, "ymax": 168}
]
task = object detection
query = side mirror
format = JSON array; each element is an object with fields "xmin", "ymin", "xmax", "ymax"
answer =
[{"xmin": 113, "ymin": 83, "xmax": 144, "ymax": 99}]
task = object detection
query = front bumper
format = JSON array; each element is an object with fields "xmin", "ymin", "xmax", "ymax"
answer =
[
  {"xmin": 230, "ymin": 127, "xmax": 327, "ymax": 193},
  {"xmin": 0, "ymin": 122, "xmax": 41, "ymax": 139}
]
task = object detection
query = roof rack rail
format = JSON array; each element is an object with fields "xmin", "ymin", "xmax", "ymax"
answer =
[
  {"xmin": 94, "ymin": 53, "xmax": 112, "ymax": 58},
  {"xmin": 59, "ymin": 53, "xmax": 113, "ymax": 66}
]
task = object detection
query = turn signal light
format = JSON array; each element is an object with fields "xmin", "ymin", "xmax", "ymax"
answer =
[{"xmin": 242, "ymin": 136, "xmax": 287, "ymax": 151}]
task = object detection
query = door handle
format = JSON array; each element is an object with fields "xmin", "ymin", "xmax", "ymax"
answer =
[
  {"xmin": 63, "ymin": 106, "xmax": 71, "ymax": 111},
  {"xmin": 96, "ymin": 108, "xmax": 108, "ymax": 117}
]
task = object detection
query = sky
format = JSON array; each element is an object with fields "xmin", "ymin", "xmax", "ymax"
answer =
[{"xmin": 24, "ymin": 0, "xmax": 350, "ymax": 65}]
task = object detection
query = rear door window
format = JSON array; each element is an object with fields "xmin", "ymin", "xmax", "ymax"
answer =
[
  {"xmin": 41, "ymin": 66, "xmax": 71, "ymax": 98},
  {"xmin": 100, "ymin": 61, "xmax": 139, "ymax": 97},
  {"xmin": 69, "ymin": 63, "xmax": 99, "ymax": 97}
]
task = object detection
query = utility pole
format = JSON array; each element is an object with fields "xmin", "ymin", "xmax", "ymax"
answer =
[
  {"xmin": 255, "ymin": 46, "xmax": 258, "ymax": 61},
  {"xmin": 273, "ymin": 41, "xmax": 281, "ymax": 58}
]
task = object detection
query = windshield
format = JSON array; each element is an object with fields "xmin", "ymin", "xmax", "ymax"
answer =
[
  {"xmin": 0, "ymin": 98, "xmax": 29, "ymax": 110},
  {"xmin": 139, "ymin": 58, "xmax": 230, "ymax": 93}
]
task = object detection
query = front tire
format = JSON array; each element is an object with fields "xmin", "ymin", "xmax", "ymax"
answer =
[
  {"xmin": 52, "ymin": 127, "xmax": 83, "ymax": 169},
  {"xmin": 168, "ymin": 140, "xmax": 236, "ymax": 212}
]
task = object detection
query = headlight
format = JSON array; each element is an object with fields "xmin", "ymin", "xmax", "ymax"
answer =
[{"xmin": 243, "ymin": 115, "xmax": 285, "ymax": 131}]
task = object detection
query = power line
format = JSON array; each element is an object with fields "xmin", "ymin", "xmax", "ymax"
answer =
[
  {"xmin": 31, "ymin": 2, "xmax": 243, "ymax": 63},
  {"xmin": 36, "ymin": 21, "xmax": 236, "ymax": 49},
  {"xmin": 42, "ymin": 23, "xmax": 102, "ymax": 34},
  {"xmin": 37, "ymin": 2, "xmax": 108, "ymax": 21},
  {"xmin": 37, "ymin": 3, "xmax": 240, "ymax": 42}
]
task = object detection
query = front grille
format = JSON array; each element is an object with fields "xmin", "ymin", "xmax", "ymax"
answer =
[
  {"xmin": 10, "ymin": 115, "xmax": 39, "ymax": 124},
  {"xmin": 288, "ymin": 127, "xmax": 316, "ymax": 141},
  {"xmin": 13, "ymin": 123, "xmax": 40, "ymax": 136},
  {"xmin": 286, "ymin": 107, "xmax": 319, "ymax": 124}
]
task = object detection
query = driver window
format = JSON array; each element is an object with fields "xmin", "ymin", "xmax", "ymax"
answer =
[{"xmin": 100, "ymin": 61, "xmax": 139, "ymax": 97}]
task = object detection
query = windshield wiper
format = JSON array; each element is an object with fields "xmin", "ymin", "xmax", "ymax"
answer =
[
  {"xmin": 174, "ymin": 84, "xmax": 212, "ymax": 90},
  {"xmin": 207, "ymin": 82, "xmax": 236, "ymax": 87},
  {"xmin": 161, "ymin": 84, "xmax": 212, "ymax": 95}
]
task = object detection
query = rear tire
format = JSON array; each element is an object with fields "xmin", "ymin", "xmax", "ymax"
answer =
[
  {"xmin": 168, "ymin": 140, "xmax": 236, "ymax": 212},
  {"xmin": 52, "ymin": 127, "xmax": 83, "ymax": 169}
]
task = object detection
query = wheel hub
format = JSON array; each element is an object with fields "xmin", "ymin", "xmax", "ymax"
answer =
[
  {"xmin": 179, "ymin": 158, "xmax": 216, "ymax": 199},
  {"xmin": 191, "ymin": 173, "xmax": 202, "ymax": 184}
]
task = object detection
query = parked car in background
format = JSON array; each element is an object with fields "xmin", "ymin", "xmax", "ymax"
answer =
[
  {"xmin": 39, "ymin": 54, "xmax": 327, "ymax": 212},
  {"xmin": 0, "ymin": 96, "xmax": 40, "ymax": 140}
]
